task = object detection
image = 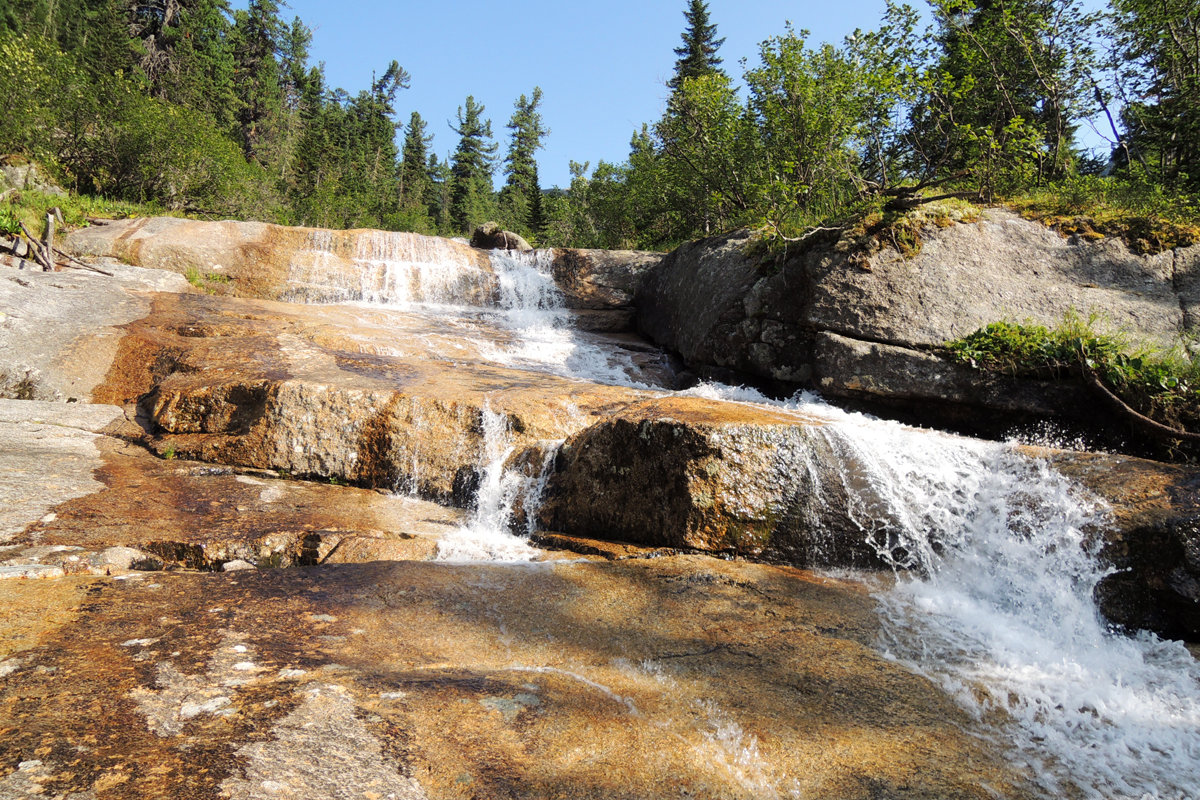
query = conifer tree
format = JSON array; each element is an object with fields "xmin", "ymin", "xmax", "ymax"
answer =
[
  {"xmin": 428, "ymin": 152, "xmax": 453, "ymax": 233},
  {"xmin": 163, "ymin": 0, "xmax": 238, "ymax": 133},
  {"xmin": 399, "ymin": 111, "xmax": 433, "ymax": 205},
  {"xmin": 668, "ymin": 0, "xmax": 725, "ymax": 92},
  {"xmin": 448, "ymin": 95, "xmax": 498, "ymax": 234},
  {"xmin": 500, "ymin": 87, "xmax": 549, "ymax": 237},
  {"xmin": 231, "ymin": 0, "xmax": 285, "ymax": 164}
]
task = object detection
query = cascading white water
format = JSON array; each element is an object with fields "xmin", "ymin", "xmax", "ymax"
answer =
[
  {"xmin": 479, "ymin": 248, "xmax": 658, "ymax": 386},
  {"xmin": 433, "ymin": 402, "xmax": 557, "ymax": 563},
  {"xmin": 685, "ymin": 382, "xmax": 1200, "ymax": 800},
  {"xmin": 285, "ymin": 229, "xmax": 495, "ymax": 306},
  {"xmin": 288, "ymin": 232, "xmax": 1200, "ymax": 796}
]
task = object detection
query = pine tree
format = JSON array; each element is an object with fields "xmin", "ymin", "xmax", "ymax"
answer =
[
  {"xmin": 448, "ymin": 95, "xmax": 498, "ymax": 234},
  {"xmin": 164, "ymin": 0, "xmax": 238, "ymax": 133},
  {"xmin": 428, "ymin": 152, "xmax": 452, "ymax": 233},
  {"xmin": 231, "ymin": 0, "xmax": 285, "ymax": 164},
  {"xmin": 668, "ymin": 0, "xmax": 725, "ymax": 92},
  {"xmin": 500, "ymin": 87, "xmax": 549, "ymax": 236},
  {"xmin": 399, "ymin": 111, "xmax": 433, "ymax": 204}
]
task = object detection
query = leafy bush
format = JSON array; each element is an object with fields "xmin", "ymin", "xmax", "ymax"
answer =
[
  {"xmin": 948, "ymin": 314, "xmax": 1200, "ymax": 431},
  {"xmin": 0, "ymin": 205, "xmax": 19, "ymax": 236}
]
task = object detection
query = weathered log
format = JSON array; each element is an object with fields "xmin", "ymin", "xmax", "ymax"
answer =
[
  {"xmin": 17, "ymin": 222, "xmax": 52, "ymax": 271},
  {"xmin": 51, "ymin": 245, "xmax": 113, "ymax": 277},
  {"xmin": 45, "ymin": 212, "xmax": 55, "ymax": 265}
]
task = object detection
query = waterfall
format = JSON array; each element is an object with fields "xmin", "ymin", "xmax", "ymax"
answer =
[
  {"xmin": 286, "ymin": 232, "xmax": 663, "ymax": 386},
  {"xmin": 433, "ymin": 402, "xmax": 558, "ymax": 563},
  {"xmin": 688, "ymin": 383, "xmax": 1200, "ymax": 799},
  {"xmin": 480, "ymin": 248, "xmax": 660, "ymax": 386},
  {"xmin": 283, "ymin": 229, "xmax": 497, "ymax": 306},
  {"xmin": 289, "ymin": 233, "xmax": 1200, "ymax": 796}
]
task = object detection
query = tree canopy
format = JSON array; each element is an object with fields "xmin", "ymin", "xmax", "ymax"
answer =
[{"xmin": 0, "ymin": 0, "xmax": 1196, "ymax": 250}]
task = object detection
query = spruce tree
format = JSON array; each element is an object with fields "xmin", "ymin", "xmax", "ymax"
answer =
[
  {"xmin": 164, "ymin": 0, "xmax": 239, "ymax": 133},
  {"xmin": 231, "ymin": 0, "xmax": 285, "ymax": 164},
  {"xmin": 448, "ymin": 96, "xmax": 498, "ymax": 234},
  {"xmin": 399, "ymin": 111, "xmax": 434, "ymax": 206},
  {"xmin": 668, "ymin": 0, "xmax": 725, "ymax": 92},
  {"xmin": 500, "ymin": 87, "xmax": 549, "ymax": 236}
]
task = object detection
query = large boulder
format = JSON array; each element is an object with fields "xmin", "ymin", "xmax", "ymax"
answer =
[
  {"xmin": 1040, "ymin": 449, "xmax": 1200, "ymax": 640},
  {"xmin": 470, "ymin": 221, "xmax": 532, "ymax": 251},
  {"xmin": 549, "ymin": 247, "xmax": 664, "ymax": 332},
  {"xmin": 636, "ymin": 210, "xmax": 1200, "ymax": 430},
  {"xmin": 539, "ymin": 394, "xmax": 1200, "ymax": 640},
  {"xmin": 539, "ymin": 396, "xmax": 868, "ymax": 565},
  {"xmin": 0, "ymin": 156, "xmax": 65, "ymax": 196}
]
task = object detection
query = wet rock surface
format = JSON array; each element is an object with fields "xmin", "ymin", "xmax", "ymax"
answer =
[
  {"xmin": 64, "ymin": 218, "xmax": 660, "ymax": 325},
  {"xmin": 94, "ymin": 291, "xmax": 657, "ymax": 499},
  {"xmin": 540, "ymin": 396, "xmax": 871, "ymax": 564},
  {"xmin": 5, "ymin": 219, "xmax": 1200, "ymax": 795},
  {"xmin": 0, "ymin": 558, "xmax": 1038, "ymax": 800},
  {"xmin": 1038, "ymin": 448, "xmax": 1200, "ymax": 639}
]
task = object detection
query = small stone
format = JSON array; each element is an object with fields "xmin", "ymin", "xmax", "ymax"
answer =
[
  {"xmin": 0, "ymin": 564, "xmax": 65, "ymax": 579},
  {"xmin": 222, "ymin": 560, "xmax": 256, "ymax": 572},
  {"xmin": 90, "ymin": 546, "xmax": 153, "ymax": 574}
]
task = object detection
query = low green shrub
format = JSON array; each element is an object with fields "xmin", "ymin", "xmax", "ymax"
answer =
[{"xmin": 948, "ymin": 314, "xmax": 1200, "ymax": 431}]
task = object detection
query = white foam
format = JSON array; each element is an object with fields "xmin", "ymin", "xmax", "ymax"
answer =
[
  {"xmin": 434, "ymin": 402, "xmax": 545, "ymax": 563},
  {"xmin": 478, "ymin": 249, "xmax": 656, "ymax": 386}
]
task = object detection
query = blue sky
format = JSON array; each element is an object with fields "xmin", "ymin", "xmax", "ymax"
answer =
[{"xmin": 263, "ymin": 0, "xmax": 897, "ymax": 189}]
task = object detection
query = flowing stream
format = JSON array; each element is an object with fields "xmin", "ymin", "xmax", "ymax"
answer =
[{"xmin": 290, "ymin": 234, "xmax": 1200, "ymax": 798}]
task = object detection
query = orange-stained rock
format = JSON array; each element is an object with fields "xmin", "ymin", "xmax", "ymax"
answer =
[
  {"xmin": 1030, "ymin": 447, "xmax": 1200, "ymax": 639},
  {"xmin": 538, "ymin": 395, "xmax": 868, "ymax": 563},
  {"xmin": 65, "ymin": 217, "xmax": 496, "ymax": 304},
  {"xmin": 0, "ymin": 557, "xmax": 1039, "ymax": 800},
  {"xmin": 96, "ymin": 292, "xmax": 655, "ymax": 501}
]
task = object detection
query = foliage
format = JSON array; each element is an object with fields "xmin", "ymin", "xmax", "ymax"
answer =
[
  {"xmin": 0, "ymin": 205, "xmax": 19, "ymax": 236},
  {"xmin": 668, "ymin": 0, "xmax": 726, "ymax": 92},
  {"xmin": 499, "ymin": 88, "xmax": 549, "ymax": 240},
  {"xmin": 743, "ymin": 26, "xmax": 877, "ymax": 232},
  {"xmin": 908, "ymin": 0, "xmax": 1096, "ymax": 193},
  {"xmin": 0, "ymin": 0, "xmax": 1197, "ymax": 252},
  {"xmin": 398, "ymin": 111, "xmax": 436, "ymax": 233},
  {"xmin": 1108, "ymin": 0, "xmax": 1200, "ymax": 191},
  {"xmin": 4, "ymin": 190, "xmax": 165, "ymax": 235},
  {"xmin": 948, "ymin": 314, "xmax": 1200, "ymax": 430},
  {"xmin": 1005, "ymin": 173, "xmax": 1200, "ymax": 252},
  {"xmin": 448, "ymin": 95, "xmax": 498, "ymax": 235}
]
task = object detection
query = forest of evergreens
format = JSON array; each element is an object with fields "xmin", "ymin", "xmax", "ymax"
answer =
[{"xmin": 0, "ymin": 0, "xmax": 1197, "ymax": 250}]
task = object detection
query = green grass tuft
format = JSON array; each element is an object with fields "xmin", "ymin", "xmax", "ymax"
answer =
[{"xmin": 948, "ymin": 312, "xmax": 1200, "ymax": 432}]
